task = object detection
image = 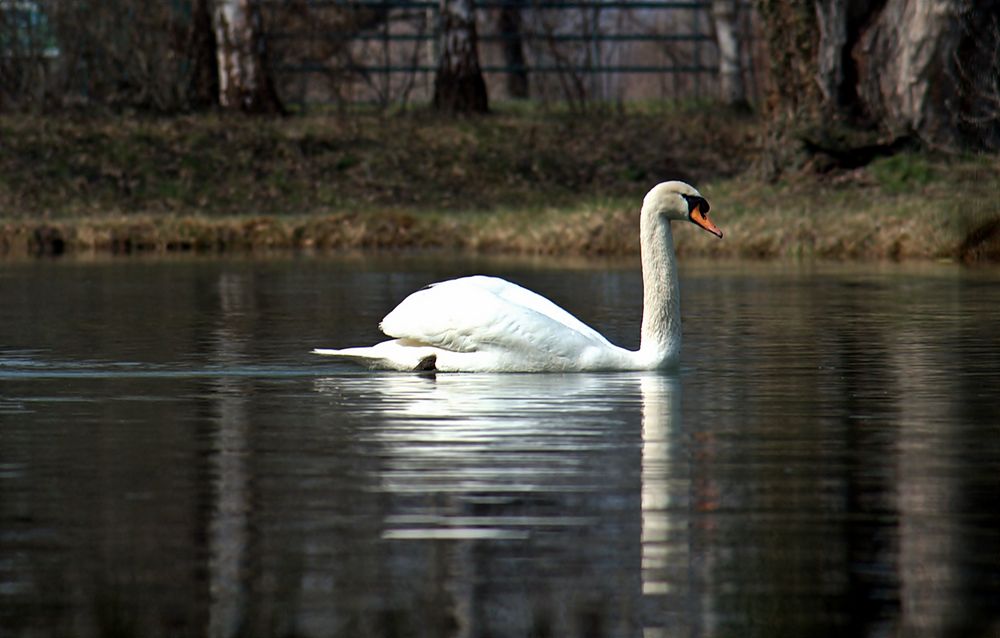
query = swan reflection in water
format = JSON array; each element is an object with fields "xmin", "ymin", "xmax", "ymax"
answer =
[{"xmin": 313, "ymin": 371, "xmax": 687, "ymax": 635}]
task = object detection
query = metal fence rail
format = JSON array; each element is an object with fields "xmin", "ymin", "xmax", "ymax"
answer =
[
  {"xmin": 267, "ymin": 32, "xmax": 714, "ymax": 43},
  {"xmin": 256, "ymin": 0, "xmax": 758, "ymax": 105},
  {"xmin": 254, "ymin": 0, "xmax": 709, "ymax": 7}
]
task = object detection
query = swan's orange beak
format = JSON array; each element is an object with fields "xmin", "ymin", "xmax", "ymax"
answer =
[{"xmin": 691, "ymin": 204, "xmax": 723, "ymax": 238}]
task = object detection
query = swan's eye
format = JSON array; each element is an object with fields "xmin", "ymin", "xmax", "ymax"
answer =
[{"xmin": 684, "ymin": 195, "xmax": 710, "ymax": 215}]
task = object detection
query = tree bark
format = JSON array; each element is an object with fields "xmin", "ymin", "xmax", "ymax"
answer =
[
  {"xmin": 213, "ymin": 0, "xmax": 285, "ymax": 114},
  {"xmin": 812, "ymin": 0, "xmax": 848, "ymax": 110},
  {"xmin": 712, "ymin": 0, "xmax": 747, "ymax": 108},
  {"xmin": 854, "ymin": 0, "xmax": 961, "ymax": 147},
  {"xmin": 756, "ymin": 0, "xmax": 821, "ymax": 118},
  {"xmin": 188, "ymin": 0, "xmax": 220, "ymax": 109},
  {"xmin": 756, "ymin": 0, "xmax": 999, "ymax": 172},
  {"xmin": 433, "ymin": 0, "xmax": 489, "ymax": 113},
  {"xmin": 952, "ymin": 2, "xmax": 1000, "ymax": 149},
  {"xmin": 498, "ymin": 0, "xmax": 529, "ymax": 99}
]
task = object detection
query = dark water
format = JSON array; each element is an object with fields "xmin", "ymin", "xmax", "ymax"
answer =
[{"xmin": 1, "ymin": 255, "xmax": 999, "ymax": 638}]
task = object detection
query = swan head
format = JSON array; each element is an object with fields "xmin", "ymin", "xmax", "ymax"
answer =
[{"xmin": 643, "ymin": 181, "xmax": 723, "ymax": 238}]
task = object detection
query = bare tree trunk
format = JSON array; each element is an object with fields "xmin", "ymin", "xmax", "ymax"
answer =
[
  {"xmin": 854, "ymin": 0, "xmax": 962, "ymax": 147},
  {"xmin": 188, "ymin": 0, "xmax": 219, "ymax": 109},
  {"xmin": 712, "ymin": 0, "xmax": 747, "ymax": 108},
  {"xmin": 757, "ymin": 0, "xmax": 998, "ymax": 172},
  {"xmin": 754, "ymin": 0, "xmax": 822, "ymax": 174},
  {"xmin": 213, "ymin": 0, "xmax": 284, "ymax": 114},
  {"xmin": 756, "ymin": 0, "xmax": 821, "ymax": 118},
  {"xmin": 433, "ymin": 0, "xmax": 489, "ymax": 113},
  {"xmin": 498, "ymin": 0, "xmax": 529, "ymax": 99},
  {"xmin": 817, "ymin": 0, "xmax": 1000, "ymax": 149},
  {"xmin": 812, "ymin": 0, "xmax": 847, "ymax": 110},
  {"xmin": 952, "ymin": 3, "xmax": 1000, "ymax": 150}
]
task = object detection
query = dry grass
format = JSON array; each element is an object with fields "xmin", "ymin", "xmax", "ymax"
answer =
[
  {"xmin": 691, "ymin": 155, "xmax": 1000, "ymax": 261},
  {"xmin": 1, "ymin": 110, "xmax": 998, "ymax": 261},
  {"xmin": 0, "ymin": 108, "xmax": 753, "ymax": 218}
]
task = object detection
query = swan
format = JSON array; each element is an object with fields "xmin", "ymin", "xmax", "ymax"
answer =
[{"xmin": 313, "ymin": 181, "xmax": 722, "ymax": 372}]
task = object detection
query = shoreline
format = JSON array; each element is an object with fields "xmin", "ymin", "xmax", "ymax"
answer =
[
  {"xmin": 4, "ymin": 198, "xmax": 998, "ymax": 262},
  {"xmin": 3, "ymin": 112, "xmax": 998, "ymax": 262}
]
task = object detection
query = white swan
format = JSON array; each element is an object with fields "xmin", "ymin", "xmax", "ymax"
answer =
[{"xmin": 313, "ymin": 181, "xmax": 722, "ymax": 372}]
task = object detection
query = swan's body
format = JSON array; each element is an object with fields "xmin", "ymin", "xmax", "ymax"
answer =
[{"xmin": 313, "ymin": 181, "xmax": 722, "ymax": 372}]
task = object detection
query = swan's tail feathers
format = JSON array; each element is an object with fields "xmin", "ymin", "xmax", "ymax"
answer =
[
  {"xmin": 312, "ymin": 346, "xmax": 393, "ymax": 369},
  {"xmin": 311, "ymin": 341, "xmax": 438, "ymax": 372},
  {"xmin": 312, "ymin": 347, "xmax": 363, "ymax": 357}
]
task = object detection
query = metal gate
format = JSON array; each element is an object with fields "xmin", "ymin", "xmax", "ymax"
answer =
[{"xmin": 255, "ymin": 0, "xmax": 758, "ymax": 107}]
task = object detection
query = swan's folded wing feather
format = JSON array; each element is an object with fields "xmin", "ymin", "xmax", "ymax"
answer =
[
  {"xmin": 379, "ymin": 276, "xmax": 610, "ymax": 356},
  {"xmin": 463, "ymin": 276, "xmax": 612, "ymax": 345}
]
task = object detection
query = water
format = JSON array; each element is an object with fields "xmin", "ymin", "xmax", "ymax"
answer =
[{"xmin": 1, "ymin": 255, "xmax": 999, "ymax": 638}]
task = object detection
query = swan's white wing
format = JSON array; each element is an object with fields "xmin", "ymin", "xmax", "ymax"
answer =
[
  {"xmin": 460, "ymin": 276, "xmax": 613, "ymax": 344},
  {"xmin": 379, "ymin": 276, "xmax": 614, "ymax": 358}
]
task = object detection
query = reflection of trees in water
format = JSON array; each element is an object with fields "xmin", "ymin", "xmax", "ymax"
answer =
[
  {"xmin": 5, "ymin": 262, "xmax": 998, "ymax": 638},
  {"xmin": 215, "ymin": 265, "xmax": 1000, "ymax": 636},
  {"xmin": 893, "ymin": 278, "xmax": 1000, "ymax": 636},
  {"xmin": 206, "ymin": 265, "xmax": 1000, "ymax": 637},
  {"xmin": 208, "ymin": 271, "xmax": 253, "ymax": 638},
  {"xmin": 683, "ymin": 266, "xmax": 1000, "ymax": 637}
]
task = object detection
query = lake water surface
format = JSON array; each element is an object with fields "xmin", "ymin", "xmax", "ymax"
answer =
[{"xmin": 2, "ymin": 255, "xmax": 999, "ymax": 638}]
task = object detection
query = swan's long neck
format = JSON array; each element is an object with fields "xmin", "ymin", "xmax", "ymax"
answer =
[{"xmin": 638, "ymin": 210, "xmax": 681, "ymax": 366}]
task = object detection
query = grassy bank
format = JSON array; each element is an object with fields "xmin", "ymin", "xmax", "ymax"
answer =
[{"xmin": 2, "ymin": 109, "xmax": 998, "ymax": 260}]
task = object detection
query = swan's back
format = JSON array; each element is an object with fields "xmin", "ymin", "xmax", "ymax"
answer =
[{"xmin": 380, "ymin": 276, "xmax": 616, "ymax": 361}]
